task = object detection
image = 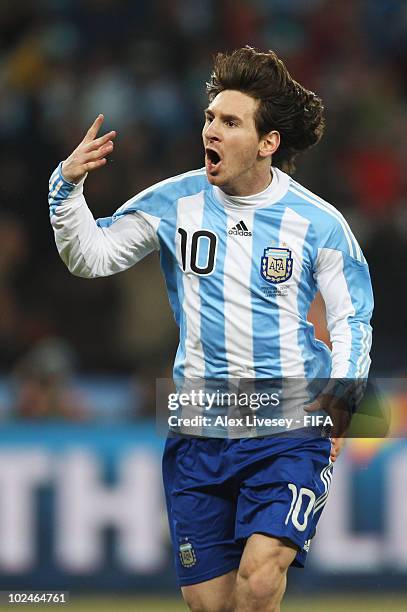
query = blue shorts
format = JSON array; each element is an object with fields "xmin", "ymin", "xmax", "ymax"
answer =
[{"xmin": 163, "ymin": 434, "xmax": 332, "ymax": 586}]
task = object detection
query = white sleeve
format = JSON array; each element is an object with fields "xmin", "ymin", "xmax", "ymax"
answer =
[
  {"xmin": 314, "ymin": 247, "xmax": 373, "ymax": 379},
  {"xmin": 49, "ymin": 164, "xmax": 160, "ymax": 278}
]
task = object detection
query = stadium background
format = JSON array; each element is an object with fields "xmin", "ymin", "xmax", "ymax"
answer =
[{"xmin": 0, "ymin": 0, "xmax": 406, "ymax": 610}]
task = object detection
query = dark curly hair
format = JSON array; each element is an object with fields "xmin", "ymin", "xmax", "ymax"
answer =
[{"xmin": 206, "ymin": 47, "xmax": 325, "ymax": 174}]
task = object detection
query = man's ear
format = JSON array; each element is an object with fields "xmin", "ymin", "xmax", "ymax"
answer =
[{"xmin": 259, "ymin": 130, "xmax": 280, "ymax": 158}]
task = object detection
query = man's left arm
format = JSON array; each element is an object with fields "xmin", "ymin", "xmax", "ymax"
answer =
[
  {"xmin": 313, "ymin": 246, "xmax": 374, "ymax": 458},
  {"xmin": 314, "ymin": 246, "xmax": 373, "ymax": 379}
]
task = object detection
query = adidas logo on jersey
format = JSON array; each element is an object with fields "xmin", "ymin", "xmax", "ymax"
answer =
[{"xmin": 228, "ymin": 221, "xmax": 252, "ymax": 236}]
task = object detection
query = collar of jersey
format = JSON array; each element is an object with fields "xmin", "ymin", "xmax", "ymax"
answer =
[{"xmin": 212, "ymin": 166, "xmax": 289, "ymax": 210}]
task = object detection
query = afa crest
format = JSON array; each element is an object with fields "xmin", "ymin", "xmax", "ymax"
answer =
[
  {"xmin": 179, "ymin": 541, "xmax": 197, "ymax": 568},
  {"xmin": 261, "ymin": 247, "xmax": 293, "ymax": 284}
]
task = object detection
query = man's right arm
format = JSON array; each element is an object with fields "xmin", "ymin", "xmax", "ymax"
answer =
[{"xmin": 48, "ymin": 115, "xmax": 160, "ymax": 278}]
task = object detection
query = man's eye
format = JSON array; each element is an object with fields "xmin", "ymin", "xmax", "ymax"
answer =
[{"xmin": 225, "ymin": 121, "xmax": 236, "ymax": 127}]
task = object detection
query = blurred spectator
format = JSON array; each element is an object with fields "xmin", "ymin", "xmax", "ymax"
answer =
[{"xmin": 12, "ymin": 337, "xmax": 89, "ymax": 421}]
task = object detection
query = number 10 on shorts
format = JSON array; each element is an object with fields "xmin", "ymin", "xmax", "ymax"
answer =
[{"xmin": 285, "ymin": 484, "xmax": 316, "ymax": 532}]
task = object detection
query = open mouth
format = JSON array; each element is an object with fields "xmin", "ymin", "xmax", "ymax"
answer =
[{"xmin": 205, "ymin": 147, "xmax": 222, "ymax": 172}]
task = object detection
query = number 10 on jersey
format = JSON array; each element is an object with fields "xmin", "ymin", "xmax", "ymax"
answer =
[{"xmin": 177, "ymin": 228, "xmax": 218, "ymax": 276}]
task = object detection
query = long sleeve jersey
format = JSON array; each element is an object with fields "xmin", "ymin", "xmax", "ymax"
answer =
[{"xmin": 49, "ymin": 163, "xmax": 373, "ymax": 434}]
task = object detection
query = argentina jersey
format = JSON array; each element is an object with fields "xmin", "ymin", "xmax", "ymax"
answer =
[
  {"xmin": 49, "ymin": 162, "xmax": 373, "ymax": 436},
  {"xmin": 104, "ymin": 166, "xmax": 373, "ymax": 381}
]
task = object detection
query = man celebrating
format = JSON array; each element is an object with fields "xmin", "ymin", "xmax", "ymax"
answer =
[{"xmin": 49, "ymin": 47, "xmax": 373, "ymax": 611}]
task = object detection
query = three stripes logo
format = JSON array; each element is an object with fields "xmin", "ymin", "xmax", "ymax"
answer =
[
  {"xmin": 313, "ymin": 462, "xmax": 333, "ymax": 516},
  {"xmin": 228, "ymin": 220, "xmax": 252, "ymax": 236}
]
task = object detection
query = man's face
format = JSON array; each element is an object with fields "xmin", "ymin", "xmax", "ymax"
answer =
[{"xmin": 202, "ymin": 90, "xmax": 266, "ymax": 196}]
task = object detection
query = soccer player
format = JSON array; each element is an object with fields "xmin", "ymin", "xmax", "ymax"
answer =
[{"xmin": 48, "ymin": 47, "xmax": 373, "ymax": 611}]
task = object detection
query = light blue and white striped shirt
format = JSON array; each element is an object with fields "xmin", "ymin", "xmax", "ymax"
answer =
[{"xmin": 49, "ymin": 163, "xmax": 373, "ymax": 433}]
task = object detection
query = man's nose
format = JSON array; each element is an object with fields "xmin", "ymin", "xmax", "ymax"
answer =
[{"xmin": 204, "ymin": 120, "xmax": 221, "ymax": 142}]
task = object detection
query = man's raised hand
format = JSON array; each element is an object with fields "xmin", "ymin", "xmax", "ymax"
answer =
[{"xmin": 61, "ymin": 114, "xmax": 116, "ymax": 184}]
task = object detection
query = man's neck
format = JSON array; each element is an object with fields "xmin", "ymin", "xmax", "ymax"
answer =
[{"xmin": 221, "ymin": 167, "xmax": 273, "ymax": 197}]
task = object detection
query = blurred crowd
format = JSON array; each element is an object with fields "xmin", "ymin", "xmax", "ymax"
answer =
[{"xmin": 1, "ymin": 0, "xmax": 406, "ymax": 415}]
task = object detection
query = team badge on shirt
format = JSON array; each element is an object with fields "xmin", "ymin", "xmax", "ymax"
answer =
[
  {"xmin": 179, "ymin": 540, "xmax": 197, "ymax": 567},
  {"xmin": 260, "ymin": 247, "xmax": 293, "ymax": 284}
]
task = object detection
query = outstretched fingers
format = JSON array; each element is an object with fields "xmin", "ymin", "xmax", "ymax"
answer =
[
  {"xmin": 85, "ymin": 130, "xmax": 117, "ymax": 152},
  {"xmin": 82, "ymin": 113, "xmax": 106, "ymax": 144},
  {"xmin": 62, "ymin": 115, "xmax": 116, "ymax": 183}
]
